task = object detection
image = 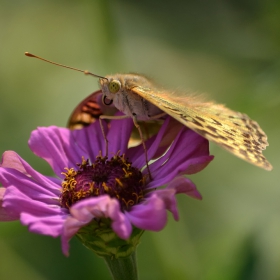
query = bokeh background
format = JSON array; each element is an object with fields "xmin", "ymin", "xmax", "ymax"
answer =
[{"xmin": 0, "ymin": 0, "xmax": 279, "ymax": 279}]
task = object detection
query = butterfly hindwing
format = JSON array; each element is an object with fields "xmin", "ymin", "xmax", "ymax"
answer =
[{"xmin": 68, "ymin": 90, "xmax": 118, "ymax": 129}]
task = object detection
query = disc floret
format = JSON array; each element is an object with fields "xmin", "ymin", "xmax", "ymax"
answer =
[{"xmin": 60, "ymin": 153, "xmax": 145, "ymax": 211}]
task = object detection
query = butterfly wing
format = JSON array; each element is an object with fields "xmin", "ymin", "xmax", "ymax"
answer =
[
  {"xmin": 67, "ymin": 90, "xmax": 103, "ymax": 129},
  {"xmin": 67, "ymin": 90, "xmax": 118, "ymax": 129},
  {"xmin": 132, "ymin": 86, "xmax": 272, "ymax": 171}
]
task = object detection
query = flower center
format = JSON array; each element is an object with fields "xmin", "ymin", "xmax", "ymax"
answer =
[{"xmin": 60, "ymin": 153, "xmax": 145, "ymax": 211}]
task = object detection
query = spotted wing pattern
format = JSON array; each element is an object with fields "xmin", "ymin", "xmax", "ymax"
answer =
[{"xmin": 133, "ymin": 86, "xmax": 272, "ymax": 171}]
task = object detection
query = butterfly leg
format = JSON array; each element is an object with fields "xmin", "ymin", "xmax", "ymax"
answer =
[
  {"xmin": 132, "ymin": 116, "xmax": 152, "ymax": 180},
  {"xmin": 99, "ymin": 114, "xmax": 153, "ymax": 180},
  {"xmin": 148, "ymin": 112, "xmax": 167, "ymax": 120},
  {"xmin": 99, "ymin": 114, "xmax": 130, "ymax": 157}
]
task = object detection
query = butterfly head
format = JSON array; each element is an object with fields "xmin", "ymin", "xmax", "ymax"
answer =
[{"xmin": 99, "ymin": 75, "xmax": 124, "ymax": 106}]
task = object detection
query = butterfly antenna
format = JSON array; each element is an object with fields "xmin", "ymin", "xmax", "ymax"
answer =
[{"xmin": 25, "ymin": 52, "xmax": 108, "ymax": 80}]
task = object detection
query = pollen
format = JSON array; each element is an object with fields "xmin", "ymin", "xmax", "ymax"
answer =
[{"xmin": 60, "ymin": 153, "xmax": 145, "ymax": 211}]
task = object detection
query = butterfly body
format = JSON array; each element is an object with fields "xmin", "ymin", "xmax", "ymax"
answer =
[
  {"xmin": 100, "ymin": 74, "xmax": 162, "ymax": 120},
  {"xmin": 69, "ymin": 73, "xmax": 272, "ymax": 171}
]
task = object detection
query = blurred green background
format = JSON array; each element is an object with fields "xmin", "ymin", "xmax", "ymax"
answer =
[{"xmin": 0, "ymin": 0, "xmax": 279, "ymax": 279}]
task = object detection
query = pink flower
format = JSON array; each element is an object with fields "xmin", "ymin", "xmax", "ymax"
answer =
[{"xmin": 0, "ymin": 117, "xmax": 213, "ymax": 255}]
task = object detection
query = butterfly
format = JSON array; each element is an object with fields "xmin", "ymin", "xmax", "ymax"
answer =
[
  {"xmin": 24, "ymin": 52, "xmax": 272, "ymax": 171},
  {"xmin": 68, "ymin": 73, "xmax": 273, "ymax": 171}
]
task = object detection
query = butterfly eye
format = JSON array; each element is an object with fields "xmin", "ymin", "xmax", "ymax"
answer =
[{"xmin": 108, "ymin": 80, "xmax": 121, "ymax": 93}]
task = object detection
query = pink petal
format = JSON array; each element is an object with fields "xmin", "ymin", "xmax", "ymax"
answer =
[
  {"xmin": 128, "ymin": 116, "xmax": 171, "ymax": 168},
  {"xmin": 126, "ymin": 194, "xmax": 167, "ymax": 231},
  {"xmin": 29, "ymin": 127, "xmax": 87, "ymax": 178},
  {"xmin": 62, "ymin": 196, "xmax": 132, "ymax": 256},
  {"xmin": 0, "ymin": 152, "xmax": 67, "ymax": 236},
  {"xmin": 153, "ymin": 189, "xmax": 179, "ymax": 220},
  {"xmin": 1, "ymin": 151, "xmax": 29, "ymax": 176},
  {"xmin": 154, "ymin": 177, "xmax": 202, "ymax": 221},
  {"xmin": 107, "ymin": 116, "xmax": 134, "ymax": 155},
  {"xmin": 71, "ymin": 120, "xmax": 107, "ymax": 160},
  {"xmin": 21, "ymin": 212, "xmax": 66, "ymax": 237},
  {"xmin": 0, "ymin": 151, "xmax": 60, "ymax": 193},
  {"xmin": 167, "ymin": 177, "xmax": 203, "ymax": 200},
  {"xmin": 0, "ymin": 188, "xmax": 19, "ymax": 221}
]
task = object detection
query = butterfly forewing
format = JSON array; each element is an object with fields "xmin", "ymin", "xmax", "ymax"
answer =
[{"xmin": 132, "ymin": 86, "xmax": 272, "ymax": 171}]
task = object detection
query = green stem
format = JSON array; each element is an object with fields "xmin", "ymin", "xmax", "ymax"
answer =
[{"xmin": 104, "ymin": 251, "xmax": 138, "ymax": 280}]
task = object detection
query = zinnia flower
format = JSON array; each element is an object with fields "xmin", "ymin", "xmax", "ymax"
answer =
[{"xmin": 0, "ymin": 116, "xmax": 213, "ymax": 257}]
